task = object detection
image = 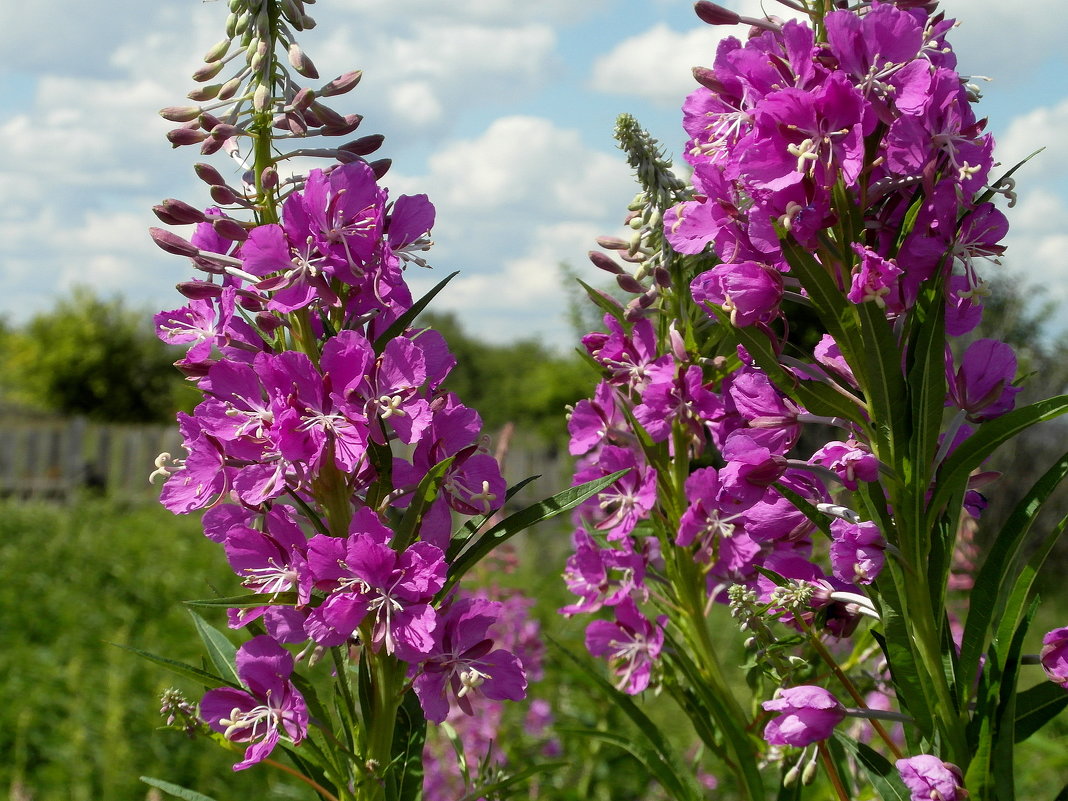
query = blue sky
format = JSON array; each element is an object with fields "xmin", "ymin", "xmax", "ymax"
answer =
[{"xmin": 1, "ymin": 0, "xmax": 1065, "ymax": 349}]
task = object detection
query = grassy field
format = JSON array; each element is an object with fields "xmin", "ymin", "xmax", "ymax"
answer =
[{"xmin": 3, "ymin": 496, "xmax": 1066, "ymax": 800}]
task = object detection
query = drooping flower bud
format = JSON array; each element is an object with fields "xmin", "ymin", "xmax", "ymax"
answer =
[
  {"xmin": 187, "ymin": 84, "xmax": 222, "ymax": 102},
  {"xmin": 167, "ymin": 126, "xmax": 209, "ymax": 147},
  {"xmin": 288, "ymin": 42, "xmax": 319, "ymax": 78},
  {"xmin": 694, "ymin": 1, "xmax": 741, "ymax": 25},
  {"xmin": 588, "ymin": 250, "xmax": 624, "ymax": 275},
  {"xmin": 369, "ymin": 158, "xmax": 391, "ymax": 179},
  {"xmin": 339, "ymin": 133, "xmax": 384, "ymax": 157},
  {"xmin": 203, "ymin": 38, "xmax": 231, "ymax": 63},
  {"xmin": 150, "ymin": 228, "xmax": 200, "ymax": 257},
  {"xmin": 160, "ymin": 106, "xmax": 202, "ymax": 123},
  {"xmin": 319, "ymin": 70, "xmax": 363, "ymax": 97},
  {"xmin": 212, "ymin": 217, "xmax": 249, "ymax": 242},
  {"xmin": 154, "ymin": 199, "xmax": 208, "ymax": 225},
  {"xmin": 192, "ymin": 60, "xmax": 225, "ymax": 82},
  {"xmin": 194, "ymin": 163, "xmax": 226, "ymax": 186}
]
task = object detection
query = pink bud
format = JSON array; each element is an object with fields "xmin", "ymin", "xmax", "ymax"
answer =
[
  {"xmin": 217, "ymin": 76, "xmax": 243, "ymax": 101},
  {"xmin": 319, "ymin": 70, "xmax": 363, "ymax": 97},
  {"xmin": 154, "ymin": 199, "xmax": 207, "ymax": 225},
  {"xmin": 261, "ymin": 166, "xmax": 279, "ymax": 190},
  {"xmin": 288, "ymin": 43, "xmax": 319, "ymax": 78},
  {"xmin": 309, "ymin": 101, "xmax": 345, "ymax": 127},
  {"xmin": 616, "ymin": 273, "xmax": 645, "ymax": 294},
  {"xmin": 694, "ymin": 1, "xmax": 741, "ymax": 25},
  {"xmin": 166, "ymin": 126, "xmax": 209, "ymax": 147},
  {"xmin": 149, "ymin": 228, "xmax": 199, "ymax": 257},
  {"xmin": 588, "ymin": 250, "xmax": 624, "ymax": 275},
  {"xmin": 692, "ymin": 67, "xmax": 726, "ymax": 93},
  {"xmin": 210, "ymin": 185, "xmax": 238, "ymax": 205},
  {"xmin": 256, "ymin": 311, "xmax": 285, "ymax": 335},
  {"xmin": 595, "ymin": 236, "xmax": 629, "ymax": 250},
  {"xmin": 339, "ymin": 134, "xmax": 384, "ymax": 156},
  {"xmin": 192, "ymin": 60, "xmax": 225, "ymax": 82},
  {"xmin": 177, "ymin": 280, "xmax": 224, "ymax": 300},
  {"xmin": 292, "ymin": 87, "xmax": 315, "ymax": 111},
  {"xmin": 193, "ymin": 163, "xmax": 226, "ymax": 186},
  {"xmin": 202, "ymin": 38, "xmax": 230, "ymax": 63},
  {"xmin": 369, "ymin": 158, "xmax": 391, "ymax": 180},
  {"xmin": 198, "ymin": 112, "xmax": 223, "ymax": 131},
  {"xmin": 322, "ymin": 114, "xmax": 364, "ymax": 137},
  {"xmin": 199, "ymin": 137, "xmax": 225, "ymax": 156},
  {"xmin": 160, "ymin": 106, "xmax": 202, "ymax": 123},
  {"xmin": 212, "ymin": 217, "xmax": 249, "ymax": 241},
  {"xmin": 187, "ymin": 84, "xmax": 221, "ymax": 102},
  {"xmin": 208, "ymin": 123, "xmax": 241, "ymax": 140}
]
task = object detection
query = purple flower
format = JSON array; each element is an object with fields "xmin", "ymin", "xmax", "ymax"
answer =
[
  {"xmin": 946, "ymin": 338, "xmax": 1020, "ymax": 422},
  {"xmin": 691, "ymin": 261, "xmax": 783, "ymax": 327},
  {"xmin": 829, "ymin": 519, "xmax": 885, "ymax": 585},
  {"xmin": 199, "ymin": 636, "xmax": 308, "ymax": 770},
  {"xmin": 1040, "ymin": 627, "xmax": 1068, "ymax": 689},
  {"xmin": 585, "ymin": 596, "xmax": 665, "ymax": 694},
  {"xmin": 895, "ymin": 755, "xmax": 966, "ymax": 801},
  {"xmin": 412, "ymin": 597, "xmax": 527, "ymax": 724},
  {"xmin": 810, "ymin": 440, "xmax": 879, "ymax": 491},
  {"xmin": 762, "ymin": 685, "xmax": 846, "ymax": 747}
]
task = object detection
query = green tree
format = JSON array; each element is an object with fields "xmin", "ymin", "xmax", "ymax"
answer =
[{"xmin": 1, "ymin": 287, "xmax": 192, "ymax": 422}]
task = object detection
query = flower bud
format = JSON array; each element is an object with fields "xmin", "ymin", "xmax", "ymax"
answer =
[
  {"xmin": 254, "ymin": 83, "xmax": 271, "ymax": 112},
  {"xmin": 369, "ymin": 158, "xmax": 391, "ymax": 179},
  {"xmin": 203, "ymin": 38, "xmax": 231, "ymax": 63},
  {"xmin": 166, "ymin": 126, "xmax": 209, "ymax": 147},
  {"xmin": 309, "ymin": 101, "xmax": 345, "ymax": 127},
  {"xmin": 595, "ymin": 236, "xmax": 629, "ymax": 250},
  {"xmin": 261, "ymin": 166, "xmax": 279, "ymax": 190},
  {"xmin": 200, "ymin": 137, "xmax": 225, "ymax": 156},
  {"xmin": 210, "ymin": 185, "xmax": 239, "ymax": 205},
  {"xmin": 192, "ymin": 60, "xmax": 225, "ymax": 82},
  {"xmin": 198, "ymin": 112, "xmax": 223, "ymax": 131},
  {"xmin": 217, "ymin": 76, "xmax": 243, "ymax": 101},
  {"xmin": 160, "ymin": 106, "xmax": 202, "ymax": 123},
  {"xmin": 694, "ymin": 1, "xmax": 741, "ymax": 25},
  {"xmin": 150, "ymin": 228, "xmax": 199, "ymax": 257},
  {"xmin": 339, "ymin": 133, "xmax": 384, "ymax": 156},
  {"xmin": 291, "ymin": 87, "xmax": 315, "ymax": 111},
  {"xmin": 322, "ymin": 114, "xmax": 364, "ymax": 137},
  {"xmin": 588, "ymin": 250, "xmax": 624, "ymax": 275},
  {"xmin": 256, "ymin": 311, "xmax": 285, "ymax": 335},
  {"xmin": 616, "ymin": 273, "xmax": 645, "ymax": 294},
  {"xmin": 212, "ymin": 217, "xmax": 249, "ymax": 241},
  {"xmin": 288, "ymin": 43, "xmax": 319, "ymax": 78},
  {"xmin": 154, "ymin": 198, "xmax": 207, "ymax": 225},
  {"xmin": 187, "ymin": 84, "xmax": 222, "ymax": 102},
  {"xmin": 319, "ymin": 70, "xmax": 363, "ymax": 97},
  {"xmin": 177, "ymin": 280, "xmax": 224, "ymax": 300},
  {"xmin": 194, "ymin": 163, "xmax": 226, "ymax": 186},
  {"xmin": 692, "ymin": 66, "xmax": 726, "ymax": 93},
  {"xmin": 654, "ymin": 267, "xmax": 671, "ymax": 287},
  {"xmin": 209, "ymin": 123, "xmax": 241, "ymax": 140}
]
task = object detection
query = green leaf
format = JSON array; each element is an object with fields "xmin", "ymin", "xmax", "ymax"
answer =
[
  {"xmin": 184, "ymin": 592, "xmax": 298, "ymax": 608},
  {"xmin": 443, "ymin": 470, "xmax": 627, "ymax": 592},
  {"xmin": 1014, "ymin": 681, "xmax": 1068, "ymax": 743},
  {"xmin": 392, "ymin": 455, "xmax": 455, "ymax": 551},
  {"xmin": 551, "ymin": 638, "xmax": 705, "ymax": 801},
  {"xmin": 139, "ymin": 777, "xmax": 219, "ymax": 801},
  {"xmin": 832, "ymin": 734, "xmax": 910, "ymax": 801},
  {"xmin": 576, "ymin": 277, "xmax": 625, "ymax": 324},
  {"xmin": 928, "ymin": 395, "xmax": 1068, "ymax": 521},
  {"xmin": 188, "ymin": 611, "xmax": 240, "ymax": 688},
  {"xmin": 457, "ymin": 761, "xmax": 569, "ymax": 801},
  {"xmin": 389, "ymin": 690, "xmax": 427, "ymax": 801},
  {"xmin": 114, "ymin": 642, "xmax": 239, "ymax": 690},
  {"xmin": 958, "ymin": 451, "xmax": 1068, "ymax": 706},
  {"xmin": 372, "ymin": 271, "xmax": 458, "ymax": 354},
  {"xmin": 448, "ymin": 475, "xmax": 541, "ymax": 561},
  {"xmin": 973, "ymin": 148, "xmax": 1043, "ymax": 206}
]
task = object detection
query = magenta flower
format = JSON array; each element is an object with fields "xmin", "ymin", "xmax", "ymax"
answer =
[
  {"xmin": 585, "ymin": 596, "xmax": 665, "ymax": 695},
  {"xmin": 762, "ymin": 685, "xmax": 846, "ymax": 747},
  {"xmin": 691, "ymin": 261, "xmax": 783, "ymax": 327},
  {"xmin": 1040, "ymin": 627, "xmax": 1068, "ymax": 688},
  {"xmin": 412, "ymin": 597, "xmax": 527, "ymax": 724},
  {"xmin": 199, "ymin": 636, "xmax": 308, "ymax": 770},
  {"xmin": 895, "ymin": 755, "xmax": 966, "ymax": 801},
  {"xmin": 946, "ymin": 338, "xmax": 1021, "ymax": 422},
  {"xmin": 829, "ymin": 519, "xmax": 885, "ymax": 585}
]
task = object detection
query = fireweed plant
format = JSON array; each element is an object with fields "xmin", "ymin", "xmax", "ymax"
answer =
[
  {"xmin": 140, "ymin": 1, "xmax": 615, "ymax": 799},
  {"xmin": 565, "ymin": 1, "xmax": 1068, "ymax": 799}
]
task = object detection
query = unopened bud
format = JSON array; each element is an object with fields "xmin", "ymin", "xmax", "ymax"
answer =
[
  {"xmin": 192, "ymin": 60, "xmax": 225, "ymax": 82},
  {"xmin": 669, "ymin": 324, "xmax": 687, "ymax": 361},
  {"xmin": 339, "ymin": 133, "xmax": 384, "ymax": 156},
  {"xmin": 260, "ymin": 166, "xmax": 279, "ymax": 189},
  {"xmin": 225, "ymin": 12, "xmax": 240, "ymax": 38},
  {"xmin": 203, "ymin": 38, "xmax": 231, "ymax": 63},
  {"xmin": 616, "ymin": 273, "xmax": 645, "ymax": 294},
  {"xmin": 194, "ymin": 163, "xmax": 226, "ymax": 186},
  {"xmin": 217, "ymin": 76, "xmax": 243, "ymax": 101},
  {"xmin": 210, "ymin": 185, "xmax": 239, "ymax": 205},
  {"xmin": 187, "ymin": 84, "xmax": 221, "ymax": 102},
  {"xmin": 160, "ymin": 106, "xmax": 202, "ymax": 123},
  {"xmin": 595, "ymin": 236, "xmax": 629, "ymax": 250},
  {"xmin": 212, "ymin": 217, "xmax": 248, "ymax": 241},
  {"xmin": 309, "ymin": 101, "xmax": 345, "ymax": 127},
  {"xmin": 198, "ymin": 112, "xmax": 223, "ymax": 131},
  {"xmin": 177, "ymin": 280, "xmax": 224, "ymax": 300},
  {"xmin": 588, "ymin": 250, "xmax": 624, "ymax": 275},
  {"xmin": 209, "ymin": 123, "xmax": 241, "ymax": 140},
  {"xmin": 369, "ymin": 158, "xmax": 391, "ymax": 179},
  {"xmin": 319, "ymin": 70, "xmax": 363, "ymax": 97},
  {"xmin": 256, "ymin": 311, "xmax": 285, "ymax": 335},
  {"xmin": 166, "ymin": 126, "xmax": 209, "ymax": 147},
  {"xmin": 783, "ymin": 764, "xmax": 800, "ymax": 787},
  {"xmin": 288, "ymin": 43, "xmax": 319, "ymax": 78},
  {"xmin": 694, "ymin": 1, "xmax": 741, "ymax": 25},
  {"xmin": 654, "ymin": 266, "xmax": 671, "ymax": 287},
  {"xmin": 150, "ymin": 228, "xmax": 199, "ymax": 257},
  {"xmin": 253, "ymin": 83, "xmax": 270, "ymax": 112},
  {"xmin": 801, "ymin": 759, "xmax": 818, "ymax": 785},
  {"xmin": 154, "ymin": 199, "xmax": 207, "ymax": 225},
  {"xmin": 322, "ymin": 114, "xmax": 363, "ymax": 137},
  {"xmin": 692, "ymin": 66, "xmax": 726, "ymax": 93},
  {"xmin": 292, "ymin": 87, "xmax": 315, "ymax": 111},
  {"xmin": 199, "ymin": 137, "xmax": 225, "ymax": 156}
]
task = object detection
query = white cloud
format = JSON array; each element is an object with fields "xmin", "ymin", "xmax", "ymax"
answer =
[
  {"xmin": 332, "ymin": 0, "xmax": 604, "ymax": 25},
  {"xmin": 590, "ymin": 23, "xmax": 722, "ymax": 106},
  {"xmin": 996, "ymin": 98, "xmax": 1068, "ymax": 184}
]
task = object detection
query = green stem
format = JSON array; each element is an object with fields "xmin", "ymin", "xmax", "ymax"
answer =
[{"xmin": 361, "ymin": 649, "xmax": 404, "ymax": 801}]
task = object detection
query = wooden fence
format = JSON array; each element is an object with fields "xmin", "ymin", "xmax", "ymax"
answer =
[{"xmin": 0, "ymin": 418, "xmax": 571, "ymax": 506}]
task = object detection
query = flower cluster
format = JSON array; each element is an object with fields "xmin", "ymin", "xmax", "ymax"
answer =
[{"xmin": 149, "ymin": 0, "xmax": 528, "ymax": 775}]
